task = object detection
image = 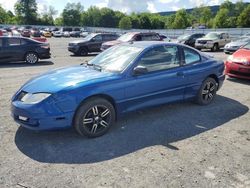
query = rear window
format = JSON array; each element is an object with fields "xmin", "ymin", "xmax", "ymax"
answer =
[
  {"xmin": 142, "ymin": 34, "xmax": 160, "ymax": 41},
  {"xmin": 184, "ymin": 48, "xmax": 201, "ymax": 64},
  {"xmin": 103, "ymin": 34, "xmax": 118, "ymax": 41}
]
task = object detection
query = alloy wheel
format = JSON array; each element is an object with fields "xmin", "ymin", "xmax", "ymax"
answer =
[
  {"xmin": 26, "ymin": 53, "xmax": 38, "ymax": 64},
  {"xmin": 202, "ymin": 81, "xmax": 216, "ymax": 102},
  {"xmin": 82, "ymin": 105, "xmax": 111, "ymax": 135}
]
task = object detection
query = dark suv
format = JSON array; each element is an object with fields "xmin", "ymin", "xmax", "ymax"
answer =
[
  {"xmin": 177, "ymin": 33, "xmax": 205, "ymax": 47},
  {"xmin": 101, "ymin": 32, "xmax": 162, "ymax": 51},
  {"xmin": 68, "ymin": 33, "xmax": 119, "ymax": 56}
]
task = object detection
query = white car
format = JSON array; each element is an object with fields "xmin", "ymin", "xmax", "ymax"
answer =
[
  {"xmin": 11, "ymin": 30, "xmax": 21, "ymax": 37},
  {"xmin": 53, "ymin": 31, "xmax": 62, "ymax": 37},
  {"xmin": 63, "ymin": 31, "xmax": 70, "ymax": 37}
]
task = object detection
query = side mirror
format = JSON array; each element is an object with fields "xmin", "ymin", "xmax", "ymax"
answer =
[{"xmin": 133, "ymin": 65, "xmax": 148, "ymax": 76}]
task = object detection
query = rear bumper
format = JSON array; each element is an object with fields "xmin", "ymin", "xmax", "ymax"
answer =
[{"xmin": 225, "ymin": 61, "xmax": 250, "ymax": 80}]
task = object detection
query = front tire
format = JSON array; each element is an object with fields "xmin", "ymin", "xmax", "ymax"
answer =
[
  {"xmin": 211, "ymin": 43, "xmax": 219, "ymax": 52},
  {"xmin": 25, "ymin": 52, "xmax": 38, "ymax": 64},
  {"xmin": 74, "ymin": 98, "xmax": 116, "ymax": 138},
  {"xmin": 195, "ymin": 77, "xmax": 217, "ymax": 105}
]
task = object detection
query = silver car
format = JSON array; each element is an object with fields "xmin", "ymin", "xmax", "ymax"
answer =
[{"xmin": 224, "ymin": 36, "xmax": 250, "ymax": 54}]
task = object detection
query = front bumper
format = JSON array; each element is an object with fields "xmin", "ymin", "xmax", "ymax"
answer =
[
  {"xmin": 11, "ymin": 100, "xmax": 74, "ymax": 131},
  {"xmin": 68, "ymin": 46, "xmax": 79, "ymax": 53},
  {"xmin": 195, "ymin": 43, "xmax": 214, "ymax": 49},
  {"xmin": 225, "ymin": 61, "xmax": 250, "ymax": 80},
  {"xmin": 224, "ymin": 48, "xmax": 238, "ymax": 54}
]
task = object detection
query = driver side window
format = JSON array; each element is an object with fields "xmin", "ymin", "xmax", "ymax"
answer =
[
  {"xmin": 93, "ymin": 35, "xmax": 102, "ymax": 42},
  {"xmin": 138, "ymin": 45, "xmax": 180, "ymax": 72}
]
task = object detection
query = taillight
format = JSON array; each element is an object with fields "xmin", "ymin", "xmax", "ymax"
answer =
[{"xmin": 41, "ymin": 44, "xmax": 50, "ymax": 49}]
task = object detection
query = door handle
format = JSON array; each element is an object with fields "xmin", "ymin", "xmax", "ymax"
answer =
[{"xmin": 176, "ymin": 72, "xmax": 184, "ymax": 77}]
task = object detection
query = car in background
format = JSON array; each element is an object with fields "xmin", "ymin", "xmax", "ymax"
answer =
[
  {"xmin": 101, "ymin": 32, "xmax": 162, "ymax": 51},
  {"xmin": 159, "ymin": 34, "xmax": 171, "ymax": 42},
  {"xmin": 11, "ymin": 30, "xmax": 21, "ymax": 37},
  {"xmin": 63, "ymin": 31, "xmax": 70, "ymax": 37},
  {"xmin": 68, "ymin": 33, "xmax": 119, "ymax": 56},
  {"xmin": 224, "ymin": 36, "xmax": 250, "ymax": 54},
  {"xmin": 195, "ymin": 32, "xmax": 231, "ymax": 51},
  {"xmin": 31, "ymin": 28, "xmax": 41, "ymax": 37},
  {"xmin": 0, "ymin": 36, "xmax": 50, "ymax": 64},
  {"xmin": 43, "ymin": 31, "xmax": 52, "ymax": 38},
  {"xmin": 21, "ymin": 29, "xmax": 31, "ymax": 37},
  {"xmin": 177, "ymin": 33, "xmax": 205, "ymax": 47},
  {"xmin": 70, "ymin": 28, "xmax": 81, "ymax": 37},
  {"xmin": 0, "ymin": 29, "xmax": 8, "ymax": 36},
  {"xmin": 11, "ymin": 41, "xmax": 225, "ymax": 137},
  {"xmin": 53, "ymin": 31, "xmax": 62, "ymax": 37},
  {"xmin": 80, "ymin": 31, "xmax": 89, "ymax": 38},
  {"xmin": 225, "ymin": 42, "xmax": 250, "ymax": 80}
]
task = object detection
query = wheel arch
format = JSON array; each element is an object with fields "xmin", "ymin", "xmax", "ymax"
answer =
[
  {"xmin": 72, "ymin": 93, "xmax": 117, "ymax": 125},
  {"xmin": 207, "ymin": 74, "xmax": 219, "ymax": 89},
  {"xmin": 23, "ymin": 51, "xmax": 39, "ymax": 60}
]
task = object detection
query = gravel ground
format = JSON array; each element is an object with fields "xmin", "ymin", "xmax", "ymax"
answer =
[{"xmin": 0, "ymin": 38, "xmax": 250, "ymax": 188}]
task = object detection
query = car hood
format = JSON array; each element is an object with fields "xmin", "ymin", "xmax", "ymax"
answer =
[
  {"xmin": 70, "ymin": 39, "xmax": 89, "ymax": 44},
  {"xmin": 21, "ymin": 65, "xmax": 119, "ymax": 93},
  {"xmin": 225, "ymin": 41, "xmax": 247, "ymax": 48},
  {"xmin": 197, "ymin": 37, "xmax": 218, "ymax": 41},
  {"xmin": 232, "ymin": 49, "xmax": 250, "ymax": 61},
  {"xmin": 103, "ymin": 40, "xmax": 122, "ymax": 46}
]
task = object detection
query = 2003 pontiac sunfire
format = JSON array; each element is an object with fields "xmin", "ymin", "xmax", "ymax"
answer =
[{"xmin": 11, "ymin": 41, "xmax": 225, "ymax": 138}]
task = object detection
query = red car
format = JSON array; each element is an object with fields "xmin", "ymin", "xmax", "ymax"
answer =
[{"xmin": 225, "ymin": 43, "xmax": 250, "ymax": 80}]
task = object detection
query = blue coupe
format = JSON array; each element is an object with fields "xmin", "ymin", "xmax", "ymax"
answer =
[{"xmin": 11, "ymin": 42, "xmax": 225, "ymax": 137}]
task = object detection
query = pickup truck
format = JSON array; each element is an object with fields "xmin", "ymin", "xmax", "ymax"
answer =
[{"xmin": 195, "ymin": 32, "xmax": 231, "ymax": 51}]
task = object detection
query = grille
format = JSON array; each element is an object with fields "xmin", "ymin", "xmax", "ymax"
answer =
[{"xmin": 198, "ymin": 40, "xmax": 207, "ymax": 44}]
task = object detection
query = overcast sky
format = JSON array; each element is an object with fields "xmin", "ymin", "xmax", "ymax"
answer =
[{"xmin": 0, "ymin": 0, "xmax": 249, "ymax": 16}]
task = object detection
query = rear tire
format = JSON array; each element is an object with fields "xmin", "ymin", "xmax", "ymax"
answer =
[
  {"xmin": 74, "ymin": 98, "xmax": 116, "ymax": 138},
  {"xmin": 78, "ymin": 48, "xmax": 88, "ymax": 56},
  {"xmin": 25, "ymin": 52, "xmax": 38, "ymax": 64},
  {"xmin": 195, "ymin": 77, "xmax": 217, "ymax": 105}
]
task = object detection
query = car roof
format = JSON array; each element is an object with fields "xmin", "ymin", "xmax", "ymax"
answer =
[{"xmin": 121, "ymin": 41, "xmax": 181, "ymax": 48}]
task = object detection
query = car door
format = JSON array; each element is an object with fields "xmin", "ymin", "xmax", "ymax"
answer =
[
  {"xmin": 181, "ymin": 47, "xmax": 208, "ymax": 99},
  {"xmin": 220, "ymin": 33, "xmax": 228, "ymax": 47},
  {"xmin": 89, "ymin": 34, "xmax": 103, "ymax": 52},
  {"xmin": 3, "ymin": 38, "xmax": 24, "ymax": 61},
  {"xmin": 123, "ymin": 44, "xmax": 186, "ymax": 112}
]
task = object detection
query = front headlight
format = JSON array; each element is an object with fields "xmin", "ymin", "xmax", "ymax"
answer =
[{"xmin": 21, "ymin": 93, "xmax": 51, "ymax": 104}]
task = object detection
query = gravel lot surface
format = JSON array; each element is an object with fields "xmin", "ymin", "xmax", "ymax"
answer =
[{"xmin": 0, "ymin": 38, "xmax": 250, "ymax": 188}]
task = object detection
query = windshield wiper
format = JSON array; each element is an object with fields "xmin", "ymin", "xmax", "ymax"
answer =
[{"xmin": 85, "ymin": 62, "xmax": 102, "ymax": 71}]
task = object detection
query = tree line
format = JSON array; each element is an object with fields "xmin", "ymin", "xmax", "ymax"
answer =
[{"xmin": 0, "ymin": 0, "xmax": 250, "ymax": 29}]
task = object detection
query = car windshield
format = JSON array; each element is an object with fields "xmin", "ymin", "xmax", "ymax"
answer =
[
  {"xmin": 242, "ymin": 42, "xmax": 250, "ymax": 50},
  {"xmin": 236, "ymin": 36, "xmax": 250, "ymax": 42},
  {"xmin": 117, "ymin": 33, "xmax": 135, "ymax": 42},
  {"xmin": 88, "ymin": 45, "xmax": 143, "ymax": 72},
  {"xmin": 177, "ymin": 34, "xmax": 190, "ymax": 40},
  {"xmin": 204, "ymin": 33, "xmax": 220, "ymax": 39},
  {"xmin": 84, "ymin": 33, "xmax": 97, "ymax": 40}
]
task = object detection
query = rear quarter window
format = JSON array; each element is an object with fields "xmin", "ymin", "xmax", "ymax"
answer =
[
  {"xmin": 0, "ymin": 39, "xmax": 2, "ymax": 47},
  {"xmin": 7, "ymin": 38, "xmax": 21, "ymax": 46},
  {"xmin": 184, "ymin": 48, "xmax": 201, "ymax": 65}
]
